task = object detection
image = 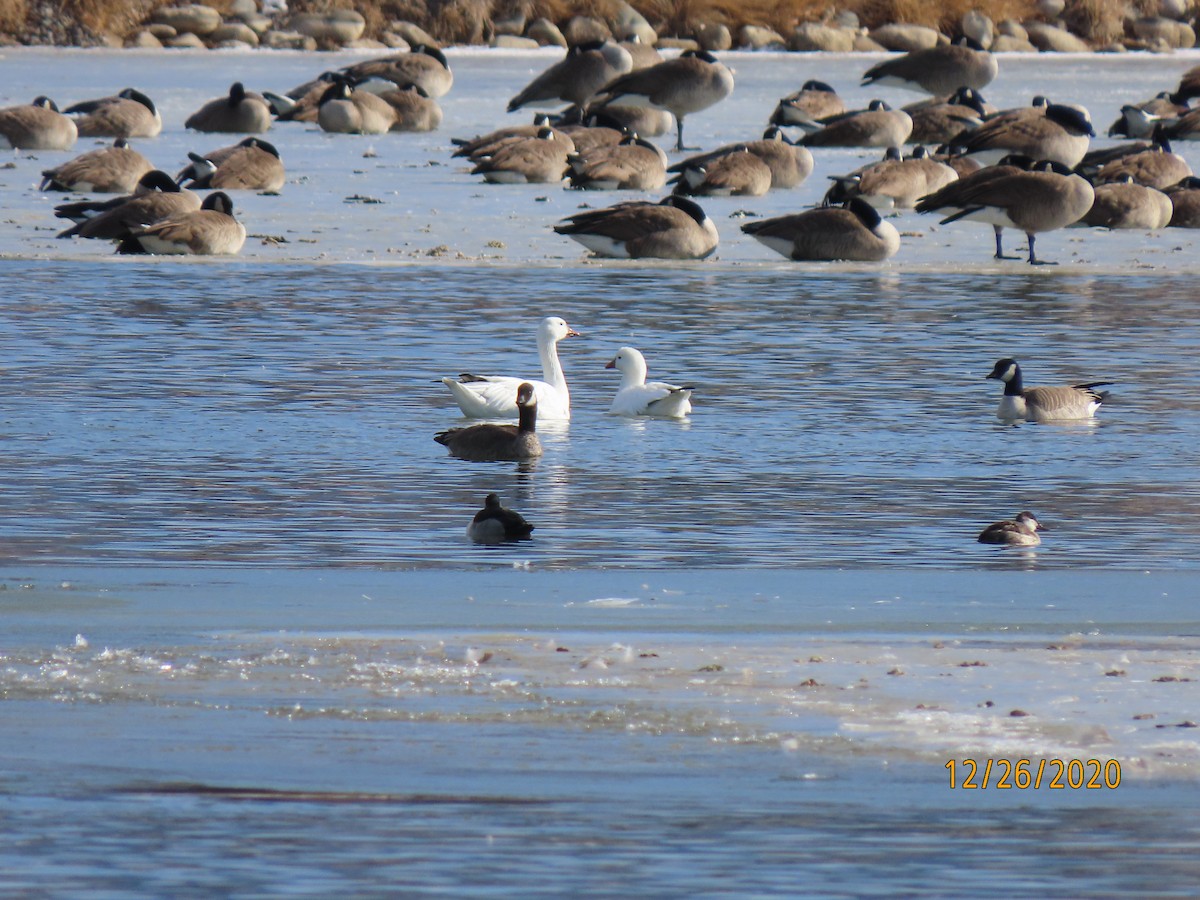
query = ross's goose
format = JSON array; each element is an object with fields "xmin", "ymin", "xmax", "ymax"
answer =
[
  {"xmin": 442, "ymin": 316, "xmax": 579, "ymax": 420},
  {"xmin": 435, "ymin": 383, "xmax": 543, "ymax": 462},
  {"xmin": 467, "ymin": 493, "xmax": 535, "ymax": 543},
  {"xmin": 606, "ymin": 347, "xmax": 693, "ymax": 418},
  {"xmin": 978, "ymin": 511, "xmax": 1044, "ymax": 546}
]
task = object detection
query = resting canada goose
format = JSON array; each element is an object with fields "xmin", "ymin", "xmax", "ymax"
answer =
[
  {"xmin": 954, "ymin": 102, "xmax": 1094, "ymax": 168},
  {"xmin": 177, "ymin": 137, "xmax": 285, "ymax": 192},
  {"xmin": 1152, "ymin": 107, "xmax": 1200, "ymax": 143},
  {"xmin": 824, "ymin": 146, "xmax": 958, "ymax": 209},
  {"xmin": 769, "ymin": 80, "xmax": 844, "ymax": 127},
  {"xmin": 741, "ymin": 199, "xmax": 901, "ymax": 262},
  {"xmin": 568, "ymin": 135, "xmax": 667, "ymax": 190},
  {"xmin": 669, "ymin": 127, "xmax": 813, "ymax": 190},
  {"xmin": 186, "ymin": 83, "xmax": 272, "ymax": 134},
  {"xmin": 0, "ymin": 96, "xmax": 77, "ymax": 150},
  {"xmin": 55, "ymin": 170, "xmax": 201, "ymax": 239},
  {"xmin": 915, "ymin": 154, "xmax": 1035, "ymax": 258},
  {"xmin": 558, "ymin": 115, "xmax": 627, "ymax": 157},
  {"xmin": 606, "ymin": 347, "xmax": 693, "ymax": 418},
  {"xmin": 442, "ymin": 316, "xmax": 579, "ymax": 420},
  {"xmin": 435, "ymin": 383, "xmax": 543, "ymax": 462},
  {"xmin": 1092, "ymin": 138, "xmax": 1192, "ymax": 190},
  {"xmin": 554, "ymin": 195, "xmax": 719, "ymax": 260},
  {"xmin": 671, "ymin": 147, "xmax": 771, "ymax": 197},
  {"xmin": 317, "ymin": 82, "xmax": 397, "ymax": 134},
  {"xmin": 1166, "ymin": 176, "xmax": 1200, "ymax": 227},
  {"xmin": 593, "ymin": 49, "xmax": 734, "ymax": 151},
  {"xmin": 1080, "ymin": 176, "xmax": 1172, "ymax": 229},
  {"xmin": 619, "ymin": 34, "xmax": 661, "ymax": 69},
  {"xmin": 378, "ymin": 83, "xmax": 442, "ymax": 132},
  {"xmin": 507, "ymin": 40, "xmax": 633, "ymax": 112},
  {"xmin": 341, "ymin": 45, "xmax": 453, "ymax": 99},
  {"xmin": 978, "ymin": 512, "xmax": 1044, "ymax": 547},
  {"xmin": 1175, "ymin": 63, "xmax": 1200, "ymax": 102},
  {"xmin": 862, "ymin": 37, "xmax": 998, "ymax": 95},
  {"xmin": 467, "ymin": 493, "xmax": 534, "ymax": 543},
  {"xmin": 800, "ymin": 100, "xmax": 913, "ymax": 149},
  {"xmin": 64, "ymin": 88, "xmax": 161, "ymax": 138},
  {"xmin": 39, "ymin": 138, "xmax": 152, "ymax": 193},
  {"xmin": 559, "ymin": 102, "xmax": 675, "ymax": 139},
  {"xmin": 906, "ymin": 87, "xmax": 989, "ymax": 145},
  {"xmin": 263, "ymin": 72, "xmax": 346, "ymax": 122},
  {"xmin": 1107, "ymin": 92, "xmax": 1190, "ymax": 139},
  {"xmin": 451, "ymin": 114, "xmax": 554, "ymax": 158},
  {"xmin": 117, "ymin": 191, "xmax": 246, "ymax": 256},
  {"xmin": 985, "ymin": 358, "xmax": 1111, "ymax": 422},
  {"xmin": 471, "ymin": 127, "xmax": 571, "ymax": 184},
  {"xmin": 918, "ymin": 160, "xmax": 1093, "ymax": 265}
]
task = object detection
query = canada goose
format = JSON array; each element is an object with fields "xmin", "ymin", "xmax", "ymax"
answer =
[
  {"xmin": 39, "ymin": 138, "xmax": 152, "ymax": 193},
  {"xmin": 471, "ymin": 127, "xmax": 571, "ymax": 184},
  {"xmin": 568, "ymin": 135, "xmax": 667, "ymax": 190},
  {"xmin": 341, "ymin": 45, "xmax": 453, "ymax": 99},
  {"xmin": 55, "ymin": 170, "xmax": 201, "ymax": 239},
  {"xmin": 451, "ymin": 114, "xmax": 553, "ymax": 158},
  {"xmin": 619, "ymin": 34, "xmax": 662, "ymax": 69},
  {"xmin": 317, "ymin": 81, "xmax": 396, "ymax": 135},
  {"xmin": 954, "ymin": 102, "xmax": 1094, "ymax": 168},
  {"xmin": 177, "ymin": 137, "xmax": 285, "ymax": 192},
  {"xmin": 593, "ymin": 49, "xmax": 734, "ymax": 151},
  {"xmin": 378, "ymin": 83, "xmax": 442, "ymax": 132},
  {"xmin": 606, "ymin": 346, "xmax": 693, "ymax": 418},
  {"xmin": 186, "ymin": 83, "xmax": 272, "ymax": 134},
  {"xmin": 64, "ymin": 88, "xmax": 161, "ymax": 138},
  {"xmin": 467, "ymin": 493, "xmax": 534, "ymax": 543},
  {"xmin": 558, "ymin": 114, "xmax": 627, "ymax": 157},
  {"xmin": 862, "ymin": 37, "xmax": 998, "ymax": 95},
  {"xmin": 669, "ymin": 127, "xmax": 813, "ymax": 190},
  {"xmin": 435, "ymin": 383, "xmax": 543, "ymax": 462},
  {"xmin": 554, "ymin": 195, "xmax": 719, "ymax": 259},
  {"xmin": 1092, "ymin": 138, "xmax": 1192, "ymax": 189},
  {"xmin": 769, "ymin": 80, "xmax": 844, "ymax": 127},
  {"xmin": 442, "ymin": 316, "xmax": 579, "ymax": 420},
  {"xmin": 670, "ymin": 147, "xmax": 772, "ymax": 197},
  {"xmin": 558, "ymin": 102, "xmax": 675, "ymax": 139},
  {"xmin": 914, "ymin": 154, "xmax": 1035, "ymax": 258},
  {"xmin": 263, "ymin": 72, "xmax": 346, "ymax": 122},
  {"xmin": 1166, "ymin": 176, "xmax": 1200, "ymax": 227},
  {"xmin": 978, "ymin": 512, "xmax": 1044, "ymax": 547},
  {"xmin": 117, "ymin": 191, "xmax": 246, "ymax": 256},
  {"xmin": 824, "ymin": 146, "xmax": 958, "ymax": 209},
  {"xmin": 1080, "ymin": 176, "xmax": 1172, "ymax": 229},
  {"xmin": 906, "ymin": 87, "xmax": 989, "ymax": 144},
  {"xmin": 919, "ymin": 160, "xmax": 1093, "ymax": 264},
  {"xmin": 800, "ymin": 100, "xmax": 913, "ymax": 149},
  {"xmin": 985, "ymin": 358, "xmax": 1111, "ymax": 422},
  {"xmin": 1107, "ymin": 92, "xmax": 1189, "ymax": 138},
  {"xmin": 0, "ymin": 96, "xmax": 77, "ymax": 150},
  {"xmin": 507, "ymin": 40, "xmax": 633, "ymax": 112},
  {"xmin": 1175, "ymin": 63, "xmax": 1200, "ymax": 102},
  {"xmin": 741, "ymin": 199, "xmax": 901, "ymax": 262},
  {"xmin": 1152, "ymin": 107, "xmax": 1200, "ymax": 142}
]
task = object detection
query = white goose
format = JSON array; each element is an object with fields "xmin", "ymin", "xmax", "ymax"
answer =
[
  {"xmin": 606, "ymin": 346, "xmax": 693, "ymax": 418},
  {"xmin": 442, "ymin": 317, "xmax": 579, "ymax": 420}
]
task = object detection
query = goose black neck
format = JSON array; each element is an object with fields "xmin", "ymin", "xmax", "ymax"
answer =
[
  {"xmin": 518, "ymin": 402, "xmax": 538, "ymax": 433},
  {"xmin": 1004, "ymin": 367, "xmax": 1024, "ymax": 396}
]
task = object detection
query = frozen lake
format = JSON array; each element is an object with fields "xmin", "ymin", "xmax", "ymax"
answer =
[{"xmin": 1, "ymin": 46, "xmax": 1199, "ymax": 897}]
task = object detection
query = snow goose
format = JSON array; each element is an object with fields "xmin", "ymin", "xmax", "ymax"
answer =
[
  {"xmin": 985, "ymin": 358, "xmax": 1111, "ymax": 422},
  {"xmin": 606, "ymin": 347, "xmax": 693, "ymax": 418},
  {"xmin": 467, "ymin": 494, "xmax": 535, "ymax": 543},
  {"xmin": 442, "ymin": 316, "xmax": 579, "ymax": 420},
  {"xmin": 435, "ymin": 383, "xmax": 543, "ymax": 462},
  {"xmin": 978, "ymin": 511, "xmax": 1044, "ymax": 546}
]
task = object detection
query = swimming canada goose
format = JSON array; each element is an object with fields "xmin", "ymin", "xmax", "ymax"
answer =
[
  {"xmin": 769, "ymin": 80, "xmax": 845, "ymax": 127},
  {"xmin": 442, "ymin": 316, "xmax": 579, "ymax": 420},
  {"xmin": 606, "ymin": 346, "xmax": 693, "ymax": 418},
  {"xmin": 64, "ymin": 88, "xmax": 161, "ymax": 138},
  {"xmin": 554, "ymin": 195, "xmax": 719, "ymax": 260},
  {"xmin": 593, "ymin": 49, "xmax": 734, "ymax": 151},
  {"xmin": 507, "ymin": 40, "xmax": 633, "ymax": 112},
  {"xmin": 824, "ymin": 146, "xmax": 958, "ymax": 209},
  {"xmin": 117, "ymin": 191, "xmax": 246, "ymax": 256},
  {"xmin": 978, "ymin": 511, "xmax": 1044, "ymax": 547},
  {"xmin": 671, "ymin": 147, "xmax": 772, "ymax": 197},
  {"xmin": 906, "ymin": 87, "xmax": 989, "ymax": 144},
  {"xmin": 669, "ymin": 127, "xmax": 813, "ymax": 190},
  {"xmin": 1092, "ymin": 138, "xmax": 1192, "ymax": 190},
  {"xmin": 39, "ymin": 138, "xmax": 152, "ymax": 193},
  {"xmin": 914, "ymin": 154, "xmax": 1035, "ymax": 258},
  {"xmin": 185, "ymin": 83, "xmax": 272, "ymax": 134},
  {"xmin": 341, "ymin": 45, "xmax": 453, "ymax": 99},
  {"xmin": 741, "ymin": 198, "xmax": 901, "ymax": 262},
  {"xmin": 378, "ymin": 83, "xmax": 442, "ymax": 132},
  {"xmin": 1080, "ymin": 176, "xmax": 1173, "ymax": 229},
  {"xmin": 471, "ymin": 127, "xmax": 571, "ymax": 184},
  {"xmin": 0, "ymin": 96, "xmax": 77, "ymax": 150},
  {"xmin": 862, "ymin": 37, "xmax": 998, "ymax": 95},
  {"xmin": 800, "ymin": 100, "xmax": 913, "ymax": 149},
  {"xmin": 985, "ymin": 358, "xmax": 1111, "ymax": 422},
  {"xmin": 55, "ymin": 170, "xmax": 201, "ymax": 239},
  {"xmin": 1166, "ymin": 176, "xmax": 1200, "ymax": 227},
  {"xmin": 568, "ymin": 135, "xmax": 667, "ymax": 190},
  {"xmin": 435, "ymin": 383, "xmax": 543, "ymax": 462},
  {"xmin": 953, "ymin": 102, "xmax": 1094, "ymax": 168},
  {"xmin": 467, "ymin": 493, "xmax": 534, "ymax": 543},
  {"xmin": 918, "ymin": 160, "xmax": 1094, "ymax": 265},
  {"xmin": 176, "ymin": 137, "xmax": 285, "ymax": 192},
  {"xmin": 317, "ymin": 81, "xmax": 397, "ymax": 134},
  {"xmin": 1107, "ymin": 92, "xmax": 1190, "ymax": 138}
]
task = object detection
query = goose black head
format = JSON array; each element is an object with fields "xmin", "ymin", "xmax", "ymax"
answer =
[
  {"xmin": 1046, "ymin": 104, "xmax": 1095, "ymax": 137},
  {"xmin": 119, "ymin": 88, "xmax": 157, "ymax": 114}
]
